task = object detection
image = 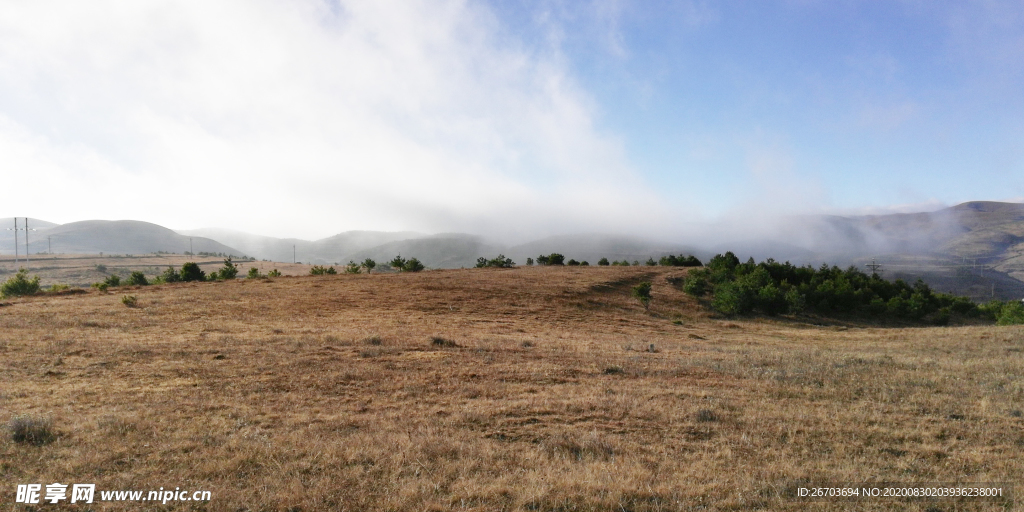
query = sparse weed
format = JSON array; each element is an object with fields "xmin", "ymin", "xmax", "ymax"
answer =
[
  {"xmin": 9, "ymin": 415, "xmax": 56, "ymax": 446},
  {"xmin": 696, "ymin": 409, "xmax": 718, "ymax": 422},
  {"xmin": 431, "ymin": 336, "xmax": 458, "ymax": 348}
]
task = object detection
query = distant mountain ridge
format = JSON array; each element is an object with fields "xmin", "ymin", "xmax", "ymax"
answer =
[
  {"xmin": 2, "ymin": 201, "xmax": 1023, "ymax": 299},
  {"xmin": 1, "ymin": 220, "xmax": 240, "ymax": 257}
]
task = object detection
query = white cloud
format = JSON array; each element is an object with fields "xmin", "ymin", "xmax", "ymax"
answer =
[{"xmin": 0, "ymin": 0, "xmax": 668, "ymax": 240}]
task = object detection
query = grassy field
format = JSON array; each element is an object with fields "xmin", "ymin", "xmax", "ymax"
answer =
[
  {"xmin": 1, "ymin": 265, "xmax": 1021, "ymax": 511},
  {"xmin": 0, "ymin": 255, "xmax": 312, "ymax": 288}
]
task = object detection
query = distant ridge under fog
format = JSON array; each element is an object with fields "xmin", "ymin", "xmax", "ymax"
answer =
[{"xmin": 3, "ymin": 201, "xmax": 1023, "ymax": 300}]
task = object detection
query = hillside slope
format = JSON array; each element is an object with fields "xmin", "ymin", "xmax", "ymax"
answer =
[{"xmin": 35, "ymin": 220, "xmax": 242, "ymax": 256}]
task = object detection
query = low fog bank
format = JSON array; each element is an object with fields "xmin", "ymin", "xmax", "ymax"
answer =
[{"xmin": 3, "ymin": 202, "xmax": 1023, "ymax": 300}]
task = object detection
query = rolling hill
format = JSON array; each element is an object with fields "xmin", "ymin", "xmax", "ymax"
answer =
[
  {"xmin": 5, "ymin": 220, "xmax": 243, "ymax": 257},
  {"xmin": 3, "ymin": 201, "xmax": 1023, "ymax": 299}
]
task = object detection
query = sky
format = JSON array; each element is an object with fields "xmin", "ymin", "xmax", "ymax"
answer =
[{"xmin": 0, "ymin": 0, "xmax": 1021, "ymax": 241}]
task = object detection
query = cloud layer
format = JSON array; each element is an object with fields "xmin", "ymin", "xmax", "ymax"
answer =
[{"xmin": 0, "ymin": 0, "xmax": 669, "ymax": 240}]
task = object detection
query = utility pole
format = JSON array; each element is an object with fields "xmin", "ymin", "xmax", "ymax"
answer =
[
  {"xmin": 47, "ymin": 236, "xmax": 52, "ymax": 255},
  {"xmin": 24, "ymin": 218, "xmax": 33, "ymax": 267},
  {"xmin": 865, "ymin": 258, "xmax": 883, "ymax": 276},
  {"xmin": 293, "ymin": 245, "xmax": 296, "ymax": 264},
  {"xmin": 189, "ymin": 237, "xmax": 193, "ymax": 257},
  {"xmin": 7, "ymin": 218, "xmax": 17, "ymax": 265}
]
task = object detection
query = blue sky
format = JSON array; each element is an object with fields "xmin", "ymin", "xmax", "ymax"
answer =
[
  {"xmin": 0, "ymin": 1, "xmax": 1021, "ymax": 239},
  {"xmin": 495, "ymin": 0, "xmax": 1024, "ymax": 215}
]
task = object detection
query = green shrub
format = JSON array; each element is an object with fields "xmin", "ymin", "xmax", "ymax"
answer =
[
  {"xmin": 536, "ymin": 253, "xmax": 565, "ymax": 266},
  {"xmin": 103, "ymin": 274, "xmax": 121, "ymax": 287},
  {"xmin": 997, "ymin": 301, "xmax": 1024, "ymax": 325},
  {"xmin": 632, "ymin": 281, "xmax": 652, "ymax": 310},
  {"xmin": 345, "ymin": 261, "xmax": 361, "ymax": 274},
  {"xmin": 267, "ymin": 269, "xmax": 282, "ymax": 278},
  {"xmin": 218, "ymin": 258, "xmax": 239, "ymax": 279},
  {"xmin": 92, "ymin": 282, "xmax": 109, "ymax": 293},
  {"xmin": 526, "ymin": 257, "xmax": 534, "ymax": 266},
  {"xmin": 160, "ymin": 266, "xmax": 181, "ymax": 283},
  {"xmin": 403, "ymin": 258, "xmax": 425, "ymax": 272},
  {"xmin": 598, "ymin": 257, "xmax": 609, "ymax": 266},
  {"xmin": 361, "ymin": 258, "xmax": 376, "ymax": 272},
  {"xmin": 567, "ymin": 259, "xmax": 580, "ymax": 266},
  {"xmin": 388, "ymin": 255, "xmax": 407, "ymax": 270},
  {"xmin": 179, "ymin": 262, "xmax": 205, "ymax": 282},
  {"xmin": 95, "ymin": 264, "xmax": 107, "ymax": 273},
  {"xmin": 126, "ymin": 271, "xmax": 149, "ymax": 286},
  {"xmin": 121, "ymin": 295, "xmax": 138, "ymax": 307},
  {"xmin": 580, "ymin": 261, "xmax": 590, "ymax": 266},
  {"xmin": 659, "ymin": 254, "xmax": 703, "ymax": 267},
  {"xmin": 1, "ymin": 269, "xmax": 41, "ymax": 298},
  {"xmin": 684, "ymin": 252, "xmax": 988, "ymax": 322},
  {"xmin": 310, "ymin": 265, "xmax": 337, "ymax": 275},
  {"xmin": 682, "ymin": 268, "xmax": 709, "ymax": 297},
  {"xmin": 48, "ymin": 283, "xmax": 70, "ymax": 293},
  {"xmin": 645, "ymin": 257, "xmax": 657, "ymax": 266},
  {"xmin": 476, "ymin": 255, "xmax": 515, "ymax": 268},
  {"xmin": 247, "ymin": 267, "xmax": 265, "ymax": 279}
]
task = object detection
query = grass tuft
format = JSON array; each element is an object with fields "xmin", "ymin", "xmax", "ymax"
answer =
[
  {"xmin": 9, "ymin": 415, "xmax": 56, "ymax": 446},
  {"xmin": 430, "ymin": 336, "xmax": 458, "ymax": 348},
  {"xmin": 696, "ymin": 409, "xmax": 718, "ymax": 422}
]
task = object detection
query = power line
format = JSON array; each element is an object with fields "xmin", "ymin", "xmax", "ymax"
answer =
[
  {"xmin": 24, "ymin": 218, "xmax": 35, "ymax": 268},
  {"xmin": 6, "ymin": 218, "xmax": 18, "ymax": 265},
  {"xmin": 865, "ymin": 258, "xmax": 883, "ymax": 276}
]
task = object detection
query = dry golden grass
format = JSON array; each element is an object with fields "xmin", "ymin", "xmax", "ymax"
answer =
[
  {"xmin": 0, "ymin": 254, "xmax": 314, "ymax": 288},
  {"xmin": 1, "ymin": 266, "xmax": 1021, "ymax": 511}
]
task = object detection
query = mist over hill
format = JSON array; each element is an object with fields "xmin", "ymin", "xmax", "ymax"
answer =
[
  {"xmin": 3, "ymin": 201, "xmax": 1023, "ymax": 300},
  {"xmin": 1, "ymin": 220, "xmax": 240, "ymax": 257}
]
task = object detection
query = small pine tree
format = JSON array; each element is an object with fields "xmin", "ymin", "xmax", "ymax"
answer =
[
  {"xmin": 361, "ymin": 258, "xmax": 376, "ymax": 272},
  {"xmin": 526, "ymin": 257, "xmax": 534, "ymax": 266},
  {"xmin": 389, "ymin": 255, "xmax": 407, "ymax": 270},
  {"xmin": 179, "ymin": 262, "xmax": 206, "ymax": 282},
  {"xmin": 345, "ymin": 261, "xmax": 361, "ymax": 274},
  {"xmin": 598, "ymin": 257, "xmax": 609, "ymax": 266},
  {"xmin": 403, "ymin": 258, "xmax": 425, "ymax": 272},
  {"xmin": 1, "ymin": 268, "xmax": 41, "ymax": 298},
  {"xmin": 160, "ymin": 266, "xmax": 181, "ymax": 283},
  {"xmin": 218, "ymin": 258, "xmax": 239, "ymax": 280},
  {"xmin": 247, "ymin": 267, "xmax": 264, "ymax": 279},
  {"xmin": 632, "ymin": 282, "xmax": 652, "ymax": 310},
  {"xmin": 267, "ymin": 269, "xmax": 282, "ymax": 277},
  {"xmin": 126, "ymin": 271, "xmax": 149, "ymax": 286}
]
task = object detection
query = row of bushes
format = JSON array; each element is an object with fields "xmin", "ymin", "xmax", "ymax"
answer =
[
  {"xmin": 477, "ymin": 255, "xmax": 515, "ymax": 268},
  {"xmin": 511, "ymin": 253, "xmax": 703, "ymax": 268},
  {"xmin": 680, "ymin": 252, "xmax": 1024, "ymax": 325}
]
